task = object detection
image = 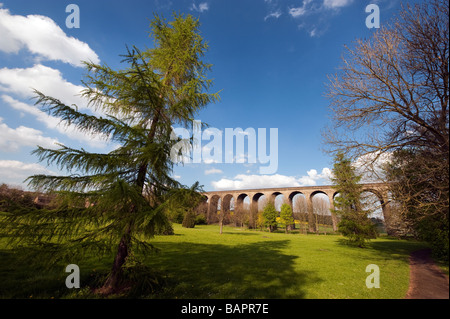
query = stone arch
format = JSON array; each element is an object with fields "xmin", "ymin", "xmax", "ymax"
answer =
[
  {"xmin": 269, "ymin": 191, "xmax": 283, "ymax": 204},
  {"xmin": 288, "ymin": 191, "xmax": 304, "ymax": 205},
  {"xmin": 207, "ymin": 194, "xmax": 221, "ymax": 224},
  {"xmin": 289, "ymin": 192, "xmax": 308, "ymax": 233},
  {"xmin": 330, "ymin": 191, "xmax": 341, "ymax": 231},
  {"xmin": 219, "ymin": 194, "xmax": 234, "ymax": 228},
  {"xmin": 250, "ymin": 192, "xmax": 265, "ymax": 212},
  {"xmin": 360, "ymin": 187, "xmax": 392, "ymax": 234},
  {"xmin": 289, "ymin": 191, "xmax": 307, "ymax": 211},
  {"xmin": 310, "ymin": 190, "xmax": 328, "ymax": 198},
  {"xmin": 236, "ymin": 193, "xmax": 249, "ymax": 211},
  {"xmin": 331, "ymin": 190, "xmax": 340, "ymax": 200},
  {"xmin": 250, "ymin": 192, "xmax": 268, "ymax": 217},
  {"xmin": 310, "ymin": 191, "xmax": 333, "ymax": 233},
  {"xmin": 362, "ymin": 187, "xmax": 385, "ymax": 203},
  {"xmin": 273, "ymin": 192, "xmax": 288, "ymax": 212},
  {"xmin": 222, "ymin": 194, "xmax": 234, "ymax": 214},
  {"xmin": 195, "ymin": 195, "xmax": 209, "ymax": 221},
  {"xmin": 287, "ymin": 191, "xmax": 304, "ymax": 213},
  {"xmin": 251, "ymin": 192, "xmax": 265, "ymax": 207},
  {"xmin": 245, "ymin": 192, "xmax": 264, "ymax": 229}
]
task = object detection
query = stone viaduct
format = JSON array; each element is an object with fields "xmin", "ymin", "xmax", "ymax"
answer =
[{"xmin": 202, "ymin": 183, "xmax": 394, "ymax": 234}]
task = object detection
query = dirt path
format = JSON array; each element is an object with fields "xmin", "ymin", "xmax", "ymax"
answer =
[{"xmin": 405, "ymin": 248, "xmax": 449, "ymax": 299}]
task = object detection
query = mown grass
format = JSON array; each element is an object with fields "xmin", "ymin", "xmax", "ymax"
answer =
[{"xmin": 0, "ymin": 223, "xmax": 428, "ymax": 299}]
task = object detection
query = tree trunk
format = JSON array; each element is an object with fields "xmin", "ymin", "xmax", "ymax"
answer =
[
  {"xmin": 97, "ymin": 230, "xmax": 131, "ymax": 294},
  {"xmin": 99, "ymin": 109, "xmax": 161, "ymax": 294}
]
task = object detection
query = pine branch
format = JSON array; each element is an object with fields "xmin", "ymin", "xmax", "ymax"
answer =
[{"xmin": 33, "ymin": 90, "xmax": 147, "ymax": 144}]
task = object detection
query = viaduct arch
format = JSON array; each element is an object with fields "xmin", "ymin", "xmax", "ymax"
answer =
[{"xmin": 202, "ymin": 183, "xmax": 394, "ymax": 235}]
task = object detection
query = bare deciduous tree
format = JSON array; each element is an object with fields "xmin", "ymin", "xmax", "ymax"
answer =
[
  {"xmin": 294, "ymin": 195, "xmax": 308, "ymax": 234},
  {"xmin": 324, "ymin": 0, "xmax": 448, "ymax": 257},
  {"xmin": 324, "ymin": 0, "xmax": 448, "ymax": 163},
  {"xmin": 312, "ymin": 195, "xmax": 331, "ymax": 234}
]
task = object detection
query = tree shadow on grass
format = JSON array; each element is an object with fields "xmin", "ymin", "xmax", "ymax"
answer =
[
  {"xmin": 368, "ymin": 237, "xmax": 429, "ymax": 260},
  {"xmin": 145, "ymin": 240, "xmax": 322, "ymax": 299},
  {"xmin": 335, "ymin": 236, "xmax": 429, "ymax": 263},
  {"xmin": 0, "ymin": 238, "xmax": 323, "ymax": 299},
  {"xmin": 0, "ymin": 249, "xmax": 70, "ymax": 298}
]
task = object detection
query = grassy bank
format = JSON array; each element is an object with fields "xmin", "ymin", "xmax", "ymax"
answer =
[{"xmin": 0, "ymin": 223, "xmax": 428, "ymax": 299}]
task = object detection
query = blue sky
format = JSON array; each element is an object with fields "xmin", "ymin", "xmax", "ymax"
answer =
[{"xmin": 0, "ymin": 0, "xmax": 407, "ymax": 191}]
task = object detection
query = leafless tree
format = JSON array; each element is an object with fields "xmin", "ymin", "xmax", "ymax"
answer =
[
  {"xmin": 324, "ymin": 0, "xmax": 448, "ymax": 255},
  {"xmin": 233, "ymin": 203, "xmax": 249, "ymax": 228},
  {"xmin": 294, "ymin": 194, "xmax": 308, "ymax": 234},
  {"xmin": 312, "ymin": 195, "xmax": 331, "ymax": 234},
  {"xmin": 324, "ymin": 0, "xmax": 448, "ymax": 165},
  {"xmin": 194, "ymin": 200, "xmax": 208, "ymax": 223}
]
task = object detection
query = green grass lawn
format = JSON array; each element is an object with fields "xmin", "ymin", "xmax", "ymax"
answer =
[{"xmin": 0, "ymin": 223, "xmax": 428, "ymax": 299}]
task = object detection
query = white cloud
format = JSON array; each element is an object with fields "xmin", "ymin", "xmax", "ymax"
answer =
[
  {"xmin": 199, "ymin": 3, "xmax": 209, "ymax": 12},
  {"xmin": 0, "ymin": 117, "xmax": 59, "ymax": 152},
  {"xmin": 211, "ymin": 168, "xmax": 332, "ymax": 190},
  {"xmin": 288, "ymin": 0, "xmax": 314, "ymax": 18},
  {"xmin": 191, "ymin": 2, "xmax": 209, "ymax": 13},
  {"xmin": 0, "ymin": 64, "xmax": 87, "ymax": 109},
  {"xmin": 0, "ymin": 64, "xmax": 114, "ymax": 148},
  {"xmin": 298, "ymin": 168, "xmax": 333, "ymax": 185},
  {"xmin": 289, "ymin": 7, "xmax": 307, "ymax": 17},
  {"xmin": 0, "ymin": 159, "xmax": 57, "ymax": 187},
  {"xmin": 1, "ymin": 95, "xmax": 110, "ymax": 148},
  {"xmin": 0, "ymin": 6, "xmax": 99, "ymax": 67},
  {"xmin": 0, "ymin": 7, "xmax": 110, "ymax": 151},
  {"xmin": 285, "ymin": 0, "xmax": 353, "ymax": 37},
  {"xmin": 353, "ymin": 152, "xmax": 392, "ymax": 183},
  {"xmin": 264, "ymin": 10, "xmax": 282, "ymax": 21},
  {"xmin": 323, "ymin": 0, "xmax": 353, "ymax": 9},
  {"xmin": 2, "ymin": 94, "xmax": 61, "ymax": 127},
  {"xmin": 309, "ymin": 28, "xmax": 318, "ymax": 37},
  {"xmin": 204, "ymin": 168, "xmax": 223, "ymax": 175},
  {"xmin": 203, "ymin": 158, "xmax": 221, "ymax": 164},
  {"xmin": 263, "ymin": 0, "xmax": 284, "ymax": 21}
]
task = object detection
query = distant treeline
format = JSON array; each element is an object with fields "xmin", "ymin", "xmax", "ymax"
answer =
[{"xmin": 0, "ymin": 183, "xmax": 54, "ymax": 212}]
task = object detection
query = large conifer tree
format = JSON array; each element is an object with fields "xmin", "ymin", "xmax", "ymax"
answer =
[
  {"xmin": 2, "ymin": 13, "xmax": 219, "ymax": 294},
  {"xmin": 331, "ymin": 153, "xmax": 377, "ymax": 247}
]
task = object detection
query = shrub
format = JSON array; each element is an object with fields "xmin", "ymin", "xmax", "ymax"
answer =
[
  {"xmin": 195, "ymin": 214, "xmax": 207, "ymax": 225},
  {"xmin": 182, "ymin": 210, "xmax": 196, "ymax": 228}
]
